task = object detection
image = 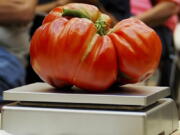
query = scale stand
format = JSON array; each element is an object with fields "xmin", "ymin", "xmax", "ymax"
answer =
[{"xmin": 1, "ymin": 83, "xmax": 179, "ymax": 135}]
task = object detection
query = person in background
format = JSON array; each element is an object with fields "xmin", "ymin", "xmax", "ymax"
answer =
[
  {"xmin": 98, "ymin": 0, "xmax": 130, "ymax": 21},
  {"xmin": 0, "ymin": 0, "xmax": 37, "ymax": 101},
  {"xmin": 131, "ymin": 0, "xmax": 179, "ymax": 30},
  {"xmin": 36, "ymin": 0, "xmax": 71, "ymax": 14}
]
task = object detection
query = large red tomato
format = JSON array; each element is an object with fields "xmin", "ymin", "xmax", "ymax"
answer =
[{"xmin": 30, "ymin": 3, "xmax": 162, "ymax": 91}]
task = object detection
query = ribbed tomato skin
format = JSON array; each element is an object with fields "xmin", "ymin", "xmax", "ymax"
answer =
[
  {"xmin": 30, "ymin": 3, "xmax": 162, "ymax": 91},
  {"xmin": 109, "ymin": 18, "xmax": 162, "ymax": 84},
  {"xmin": 30, "ymin": 17, "xmax": 117, "ymax": 91}
]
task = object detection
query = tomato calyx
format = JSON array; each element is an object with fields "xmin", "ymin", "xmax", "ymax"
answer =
[
  {"xmin": 95, "ymin": 14, "xmax": 109, "ymax": 36},
  {"xmin": 62, "ymin": 8, "xmax": 109, "ymax": 36}
]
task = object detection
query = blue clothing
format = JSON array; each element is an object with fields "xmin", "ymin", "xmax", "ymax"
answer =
[{"xmin": 0, "ymin": 47, "xmax": 25, "ymax": 101}]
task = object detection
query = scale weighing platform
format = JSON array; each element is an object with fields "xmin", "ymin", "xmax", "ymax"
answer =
[{"xmin": 1, "ymin": 82, "xmax": 179, "ymax": 135}]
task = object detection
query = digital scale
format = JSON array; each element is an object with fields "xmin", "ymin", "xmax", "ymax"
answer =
[{"xmin": 1, "ymin": 82, "xmax": 179, "ymax": 135}]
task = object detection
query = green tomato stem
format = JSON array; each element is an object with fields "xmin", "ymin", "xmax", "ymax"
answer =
[
  {"xmin": 95, "ymin": 20, "xmax": 107, "ymax": 36},
  {"xmin": 62, "ymin": 9, "xmax": 90, "ymax": 19},
  {"xmin": 62, "ymin": 9, "xmax": 107, "ymax": 36}
]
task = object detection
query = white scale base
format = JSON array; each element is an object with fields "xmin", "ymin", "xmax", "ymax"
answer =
[{"xmin": 1, "ymin": 83, "xmax": 179, "ymax": 135}]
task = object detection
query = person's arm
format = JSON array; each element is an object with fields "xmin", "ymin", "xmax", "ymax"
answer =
[
  {"xmin": 36, "ymin": 0, "xmax": 74, "ymax": 14},
  {"xmin": 136, "ymin": 1, "xmax": 180, "ymax": 27},
  {"xmin": 36, "ymin": 1, "xmax": 59, "ymax": 13},
  {"xmin": 0, "ymin": 0, "xmax": 38, "ymax": 25}
]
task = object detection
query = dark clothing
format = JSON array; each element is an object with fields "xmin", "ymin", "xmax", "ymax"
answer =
[
  {"xmin": 154, "ymin": 26, "xmax": 176, "ymax": 93},
  {"xmin": 99, "ymin": 0, "xmax": 131, "ymax": 20},
  {"xmin": 154, "ymin": 26, "xmax": 175, "ymax": 61},
  {"xmin": 38, "ymin": 0, "xmax": 56, "ymax": 4}
]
